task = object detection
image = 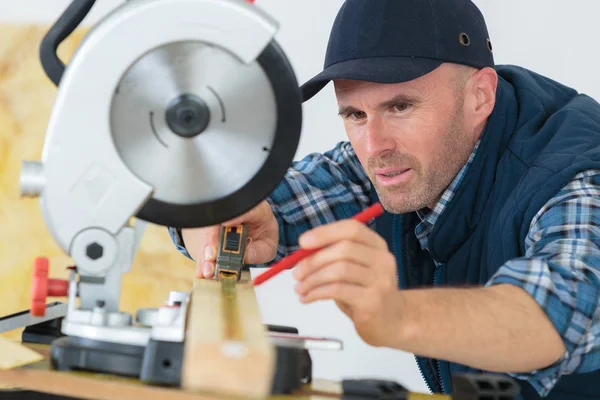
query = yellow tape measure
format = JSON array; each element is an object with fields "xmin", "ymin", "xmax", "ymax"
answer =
[{"xmin": 216, "ymin": 224, "xmax": 248, "ymax": 342}]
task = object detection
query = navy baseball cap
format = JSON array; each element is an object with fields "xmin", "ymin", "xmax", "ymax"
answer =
[{"xmin": 300, "ymin": 0, "xmax": 495, "ymax": 102}]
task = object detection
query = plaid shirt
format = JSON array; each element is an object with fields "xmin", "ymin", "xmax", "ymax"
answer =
[
  {"xmin": 414, "ymin": 140, "xmax": 481, "ymax": 252},
  {"xmin": 169, "ymin": 141, "xmax": 600, "ymax": 397}
]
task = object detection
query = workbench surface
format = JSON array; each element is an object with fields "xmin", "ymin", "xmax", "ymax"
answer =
[{"xmin": 0, "ymin": 343, "xmax": 341, "ymax": 400}]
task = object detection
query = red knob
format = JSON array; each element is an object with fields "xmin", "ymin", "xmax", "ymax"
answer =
[{"xmin": 31, "ymin": 257, "xmax": 69, "ymax": 317}]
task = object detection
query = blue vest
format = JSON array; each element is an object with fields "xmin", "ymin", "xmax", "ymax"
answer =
[{"xmin": 370, "ymin": 65, "xmax": 600, "ymax": 399}]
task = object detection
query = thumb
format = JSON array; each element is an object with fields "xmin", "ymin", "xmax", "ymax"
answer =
[
  {"xmin": 244, "ymin": 240, "xmax": 276, "ymax": 265},
  {"xmin": 244, "ymin": 244, "xmax": 259, "ymax": 264}
]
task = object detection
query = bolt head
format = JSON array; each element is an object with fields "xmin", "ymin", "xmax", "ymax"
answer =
[{"xmin": 86, "ymin": 242, "xmax": 104, "ymax": 260}]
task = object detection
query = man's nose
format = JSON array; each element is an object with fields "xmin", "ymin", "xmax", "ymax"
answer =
[{"xmin": 365, "ymin": 117, "xmax": 395, "ymax": 157}]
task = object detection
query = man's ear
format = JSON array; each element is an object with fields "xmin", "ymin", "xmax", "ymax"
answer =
[{"xmin": 467, "ymin": 67, "xmax": 498, "ymax": 123}]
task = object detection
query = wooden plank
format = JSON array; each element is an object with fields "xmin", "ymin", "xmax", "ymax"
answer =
[
  {"xmin": 181, "ymin": 271, "xmax": 276, "ymax": 398},
  {"xmin": 0, "ymin": 335, "xmax": 44, "ymax": 370}
]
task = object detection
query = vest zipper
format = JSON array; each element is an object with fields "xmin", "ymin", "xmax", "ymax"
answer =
[
  {"xmin": 392, "ymin": 215, "xmax": 434, "ymax": 393},
  {"xmin": 391, "ymin": 214, "xmax": 401, "ymax": 287},
  {"xmin": 433, "ymin": 264, "xmax": 447, "ymax": 394}
]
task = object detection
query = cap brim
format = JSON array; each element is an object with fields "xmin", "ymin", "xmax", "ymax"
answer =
[{"xmin": 300, "ymin": 56, "xmax": 444, "ymax": 102}]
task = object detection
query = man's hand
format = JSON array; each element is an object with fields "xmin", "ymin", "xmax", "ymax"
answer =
[
  {"xmin": 292, "ymin": 219, "xmax": 401, "ymax": 347},
  {"xmin": 181, "ymin": 200, "xmax": 279, "ymax": 279},
  {"xmin": 291, "ymin": 219, "xmax": 566, "ymax": 374}
]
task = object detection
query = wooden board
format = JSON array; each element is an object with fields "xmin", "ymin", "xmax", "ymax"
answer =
[
  {"xmin": 0, "ymin": 343, "xmax": 341, "ymax": 400},
  {"xmin": 0, "ymin": 336, "xmax": 44, "ymax": 370},
  {"xmin": 182, "ymin": 272, "xmax": 276, "ymax": 398}
]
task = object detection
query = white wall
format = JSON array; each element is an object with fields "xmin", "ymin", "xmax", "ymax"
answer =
[{"xmin": 2, "ymin": 0, "xmax": 599, "ymax": 394}]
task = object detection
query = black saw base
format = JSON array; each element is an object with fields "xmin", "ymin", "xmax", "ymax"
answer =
[
  {"xmin": 139, "ymin": 338, "xmax": 184, "ymax": 386},
  {"xmin": 45, "ymin": 324, "xmax": 311, "ymax": 395},
  {"xmin": 50, "ymin": 336, "xmax": 145, "ymax": 378}
]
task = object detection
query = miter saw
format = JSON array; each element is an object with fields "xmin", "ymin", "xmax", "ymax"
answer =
[{"xmin": 5, "ymin": 0, "xmax": 344, "ymax": 394}]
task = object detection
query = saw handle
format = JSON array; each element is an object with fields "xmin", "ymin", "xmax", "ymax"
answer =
[
  {"xmin": 40, "ymin": 0, "xmax": 96, "ymax": 86},
  {"xmin": 38, "ymin": 0, "xmax": 258, "ymax": 86}
]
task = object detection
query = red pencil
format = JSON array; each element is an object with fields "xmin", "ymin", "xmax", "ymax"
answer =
[{"xmin": 252, "ymin": 202, "xmax": 385, "ymax": 286}]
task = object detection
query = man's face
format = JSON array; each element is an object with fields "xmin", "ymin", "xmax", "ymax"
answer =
[{"xmin": 334, "ymin": 64, "xmax": 480, "ymax": 214}]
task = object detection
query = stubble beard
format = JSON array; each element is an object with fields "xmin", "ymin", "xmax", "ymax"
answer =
[{"xmin": 368, "ymin": 109, "xmax": 473, "ymax": 214}]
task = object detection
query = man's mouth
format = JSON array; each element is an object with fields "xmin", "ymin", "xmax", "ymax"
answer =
[
  {"xmin": 382, "ymin": 171, "xmax": 405, "ymax": 177},
  {"xmin": 375, "ymin": 167, "xmax": 410, "ymax": 176},
  {"xmin": 374, "ymin": 168, "xmax": 413, "ymax": 186}
]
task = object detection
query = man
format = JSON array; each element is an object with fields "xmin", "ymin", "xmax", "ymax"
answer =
[{"xmin": 169, "ymin": 1, "xmax": 600, "ymax": 398}]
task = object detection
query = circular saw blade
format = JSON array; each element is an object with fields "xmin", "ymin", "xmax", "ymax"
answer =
[
  {"xmin": 109, "ymin": 40, "xmax": 302, "ymax": 228},
  {"xmin": 111, "ymin": 41, "xmax": 277, "ymax": 204}
]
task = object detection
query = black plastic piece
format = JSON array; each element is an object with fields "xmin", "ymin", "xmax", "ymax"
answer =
[
  {"xmin": 50, "ymin": 336, "xmax": 144, "ymax": 377},
  {"xmin": 225, "ymin": 229, "xmax": 241, "ymax": 251},
  {"xmin": 21, "ymin": 317, "xmax": 64, "ymax": 345},
  {"xmin": 341, "ymin": 379, "xmax": 408, "ymax": 400},
  {"xmin": 271, "ymin": 345, "xmax": 312, "ymax": 394},
  {"xmin": 267, "ymin": 324, "xmax": 299, "ymax": 334},
  {"xmin": 452, "ymin": 373, "xmax": 520, "ymax": 400},
  {"xmin": 40, "ymin": 0, "xmax": 96, "ymax": 86},
  {"xmin": 301, "ymin": 349, "xmax": 313, "ymax": 385},
  {"xmin": 266, "ymin": 324, "xmax": 312, "ymax": 394},
  {"xmin": 140, "ymin": 339, "xmax": 184, "ymax": 386}
]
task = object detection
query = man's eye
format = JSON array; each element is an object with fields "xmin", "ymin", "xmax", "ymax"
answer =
[
  {"xmin": 349, "ymin": 111, "xmax": 366, "ymax": 120},
  {"xmin": 393, "ymin": 103, "xmax": 411, "ymax": 112}
]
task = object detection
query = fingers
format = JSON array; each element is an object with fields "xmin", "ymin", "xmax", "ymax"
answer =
[
  {"xmin": 245, "ymin": 239, "xmax": 276, "ymax": 264},
  {"xmin": 182, "ymin": 226, "xmax": 220, "ymax": 279},
  {"xmin": 196, "ymin": 260, "xmax": 215, "ymax": 279},
  {"xmin": 293, "ymin": 241, "xmax": 376, "ymax": 281},
  {"xmin": 335, "ymin": 300, "xmax": 354, "ymax": 319},
  {"xmin": 223, "ymin": 200, "xmax": 271, "ymax": 228},
  {"xmin": 294, "ymin": 260, "xmax": 369, "ymax": 297},
  {"xmin": 183, "ymin": 200, "xmax": 279, "ymax": 277},
  {"xmin": 298, "ymin": 219, "xmax": 388, "ymax": 251},
  {"xmin": 299, "ymin": 282, "xmax": 363, "ymax": 305},
  {"xmin": 199, "ymin": 227, "xmax": 220, "ymax": 279},
  {"xmin": 221, "ymin": 200, "xmax": 279, "ymax": 265}
]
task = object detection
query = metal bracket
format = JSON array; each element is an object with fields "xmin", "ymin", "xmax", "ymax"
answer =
[{"xmin": 0, "ymin": 302, "xmax": 67, "ymax": 334}]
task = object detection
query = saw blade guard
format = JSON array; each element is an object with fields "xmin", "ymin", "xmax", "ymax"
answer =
[{"xmin": 20, "ymin": 0, "xmax": 303, "ymax": 257}]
